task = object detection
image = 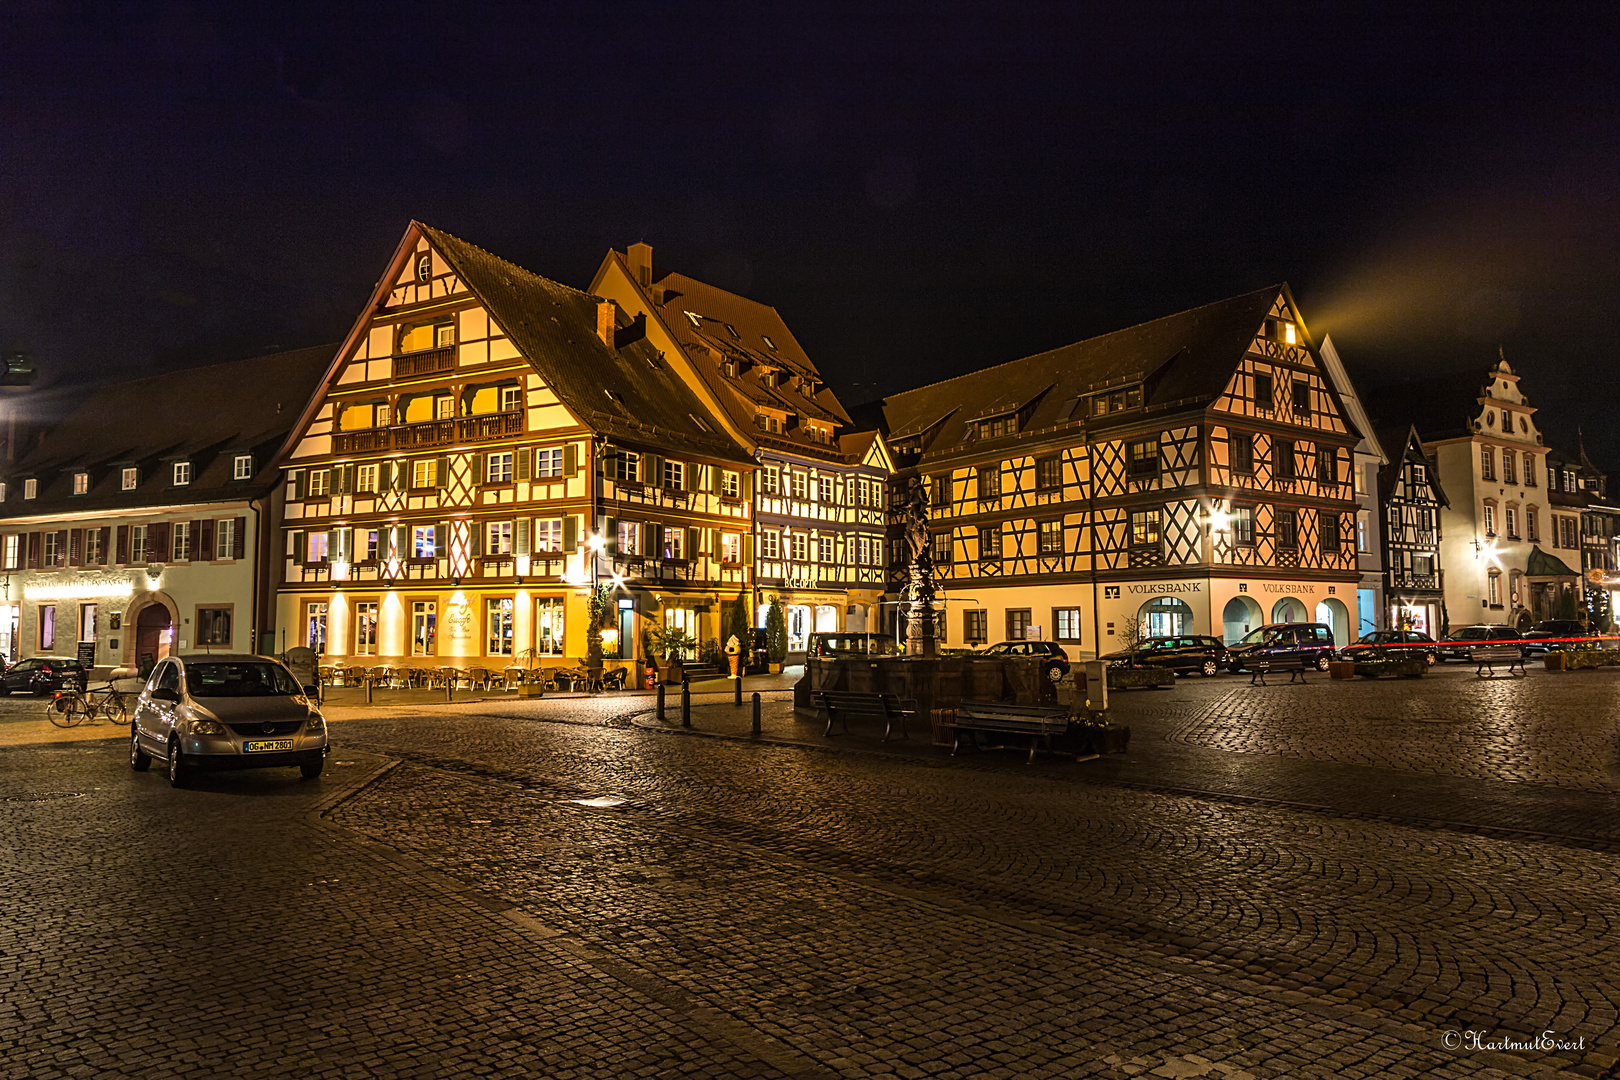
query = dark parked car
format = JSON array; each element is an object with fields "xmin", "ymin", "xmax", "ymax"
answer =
[
  {"xmin": 977, "ymin": 640, "xmax": 1070, "ymax": 683},
  {"xmin": 0, "ymin": 656, "xmax": 88, "ymax": 696},
  {"xmin": 1226, "ymin": 623, "xmax": 1338, "ymax": 672},
  {"xmin": 1519, "ymin": 620, "xmax": 1593, "ymax": 657},
  {"xmin": 1437, "ymin": 625, "xmax": 1523, "ymax": 662},
  {"xmin": 1338, "ymin": 630, "xmax": 1439, "ymax": 666},
  {"xmin": 1102, "ymin": 635, "xmax": 1230, "ymax": 677},
  {"xmin": 807, "ymin": 632, "xmax": 904, "ymax": 659}
]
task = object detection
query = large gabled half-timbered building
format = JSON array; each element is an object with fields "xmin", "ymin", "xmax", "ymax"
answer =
[
  {"xmin": 880, "ymin": 286, "xmax": 1367, "ymax": 656},
  {"xmin": 592, "ymin": 244, "xmax": 893, "ymax": 650},
  {"xmin": 275, "ymin": 223, "xmax": 754, "ymax": 673}
]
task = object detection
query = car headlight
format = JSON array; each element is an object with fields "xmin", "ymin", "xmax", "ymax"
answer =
[
  {"xmin": 305, "ymin": 714, "xmax": 327, "ymax": 737},
  {"xmin": 188, "ymin": 716, "xmax": 228, "ymax": 736}
]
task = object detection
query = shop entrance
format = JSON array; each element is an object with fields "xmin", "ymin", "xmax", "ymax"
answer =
[
  {"xmin": 1138, "ymin": 597, "xmax": 1193, "ymax": 639},
  {"xmin": 1271, "ymin": 597, "xmax": 1308, "ymax": 624},
  {"xmin": 136, "ymin": 605, "xmax": 173, "ymax": 675},
  {"xmin": 0, "ymin": 604, "xmax": 17, "ymax": 664}
]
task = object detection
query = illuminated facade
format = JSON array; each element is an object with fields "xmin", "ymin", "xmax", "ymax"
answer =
[
  {"xmin": 0, "ymin": 348, "xmax": 331, "ymax": 671},
  {"xmin": 591, "ymin": 244, "xmax": 892, "ymax": 651},
  {"xmin": 1377, "ymin": 425, "xmax": 1448, "ymax": 636},
  {"xmin": 274, "ymin": 223, "xmax": 755, "ymax": 671},
  {"xmin": 881, "ymin": 286, "xmax": 1367, "ymax": 655}
]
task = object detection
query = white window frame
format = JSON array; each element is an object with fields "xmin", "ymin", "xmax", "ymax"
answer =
[
  {"xmin": 616, "ymin": 520, "xmax": 639, "ymax": 555},
  {"xmin": 172, "ymin": 522, "xmax": 192, "ymax": 562},
  {"xmin": 121, "ymin": 467, "xmax": 138, "ymax": 491},
  {"xmin": 130, "ymin": 525, "xmax": 147, "ymax": 564},
  {"xmin": 24, "ymin": 479, "xmax": 37, "ymax": 500},
  {"xmin": 720, "ymin": 532, "xmax": 741, "ymax": 564},
  {"xmin": 216, "ymin": 519, "xmax": 236, "ymax": 560},
  {"xmin": 233, "ymin": 454, "xmax": 253, "ymax": 480},
  {"xmin": 534, "ymin": 518, "xmax": 563, "ymax": 554},
  {"xmin": 486, "ymin": 521, "xmax": 514, "ymax": 555},
  {"xmin": 307, "ymin": 469, "xmax": 331, "ymax": 497},
  {"xmin": 72, "ymin": 472, "xmax": 89, "ymax": 495},
  {"xmin": 789, "ymin": 532, "xmax": 807, "ymax": 562},
  {"xmin": 760, "ymin": 530, "xmax": 780, "ymax": 560},
  {"xmin": 721, "ymin": 471, "xmax": 739, "ymax": 499},
  {"xmin": 500, "ymin": 386, "xmax": 523, "ymax": 412},
  {"xmin": 662, "ymin": 526, "xmax": 685, "ymax": 561},
  {"xmin": 536, "ymin": 447, "xmax": 565, "ymax": 479},
  {"xmin": 356, "ymin": 464, "xmax": 379, "ymax": 493},
  {"xmin": 662, "ymin": 460, "xmax": 684, "ymax": 490},
  {"xmin": 486, "ymin": 452, "xmax": 515, "ymax": 485},
  {"xmin": 173, "ymin": 461, "xmax": 191, "ymax": 486},
  {"xmin": 412, "ymin": 526, "xmax": 435, "ymax": 559}
]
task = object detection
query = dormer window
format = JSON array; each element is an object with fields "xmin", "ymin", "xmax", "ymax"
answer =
[
  {"xmin": 233, "ymin": 454, "xmax": 253, "ymax": 481},
  {"xmin": 72, "ymin": 472, "xmax": 89, "ymax": 495},
  {"xmin": 977, "ymin": 415, "xmax": 1018, "ymax": 440},
  {"xmin": 762, "ymin": 335, "xmax": 776, "ymax": 351},
  {"xmin": 1282, "ymin": 322, "xmax": 1297, "ymax": 344},
  {"xmin": 23, "ymin": 479, "xmax": 37, "ymax": 500},
  {"xmin": 0, "ymin": 482, "xmax": 7, "ymax": 502},
  {"xmin": 416, "ymin": 253, "xmax": 431, "ymax": 281},
  {"xmin": 755, "ymin": 412, "xmax": 784, "ymax": 434},
  {"xmin": 173, "ymin": 462, "xmax": 191, "ymax": 487},
  {"xmin": 723, "ymin": 360, "xmax": 738, "ymax": 377}
]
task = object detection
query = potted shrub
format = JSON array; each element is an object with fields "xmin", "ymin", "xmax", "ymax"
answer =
[
  {"xmin": 765, "ymin": 596, "xmax": 789, "ymax": 673},
  {"xmin": 651, "ymin": 625, "xmax": 697, "ymax": 683}
]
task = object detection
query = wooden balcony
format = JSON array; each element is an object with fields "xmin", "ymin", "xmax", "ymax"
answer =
[
  {"xmin": 330, "ymin": 410, "xmax": 525, "ymax": 454},
  {"xmin": 394, "ymin": 346, "xmax": 456, "ymax": 378}
]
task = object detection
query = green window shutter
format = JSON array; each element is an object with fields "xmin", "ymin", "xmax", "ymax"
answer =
[
  {"xmin": 291, "ymin": 530, "xmax": 305, "ymax": 565},
  {"xmin": 604, "ymin": 516, "xmax": 617, "ymax": 555},
  {"xmin": 436, "ymin": 456, "xmax": 449, "ymax": 488},
  {"xmin": 564, "ymin": 443, "xmax": 578, "ymax": 476},
  {"xmin": 563, "ymin": 515, "xmax": 578, "ymax": 552},
  {"xmin": 743, "ymin": 534, "xmax": 754, "ymax": 566},
  {"xmin": 688, "ymin": 527, "xmax": 701, "ymax": 559},
  {"xmin": 646, "ymin": 454, "xmax": 661, "ymax": 487},
  {"xmin": 515, "ymin": 518, "xmax": 531, "ymax": 556},
  {"xmin": 517, "ymin": 448, "xmax": 532, "ymax": 481},
  {"xmin": 646, "ymin": 522, "xmax": 658, "ymax": 556},
  {"xmin": 435, "ymin": 521, "xmax": 448, "ymax": 559},
  {"xmin": 287, "ymin": 470, "xmax": 301, "ymax": 501},
  {"xmin": 470, "ymin": 522, "xmax": 483, "ymax": 558}
]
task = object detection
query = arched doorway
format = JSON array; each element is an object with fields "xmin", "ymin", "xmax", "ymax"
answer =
[
  {"xmin": 1222, "ymin": 596, "xmax": 1263, "ymax": 643},
  {"xmin": 135, "ymin": 605, "xmax": 172, "ymax": 675},
  {"xmin": 1271, "ymin": 597, "xmax": 1308, "ymax": 624},
  {"xmin": 1138, "ymin": 597, "xmax": 1194, "ymax": 639},
  {"xmin": 786, "ymin": 604, "xmax": 811, "ymax": 651},
  {"xmin": 814, "ymin": 605, "xmax": 840, "ymax": 633},
  {"xmin": 1315, "ymin": 598, "xmax": 1351, "ymax": 645}
]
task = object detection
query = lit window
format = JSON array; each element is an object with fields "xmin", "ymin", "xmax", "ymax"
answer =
[
  {"xmin": 233, "ymin": 454, "xmax": 253, "ymax": 480},
  {"xmin": 605, "ymin": 449, "xmax": 636, "ymax": 482},
  {"xmin": 616, "ymin": 520, "xmax": 639, "ymax": 555},
  {"xmin": 1039, "ymin": 520, "xmax": 1064, "ymax": 556},
  {"xmin": 1282, "ymin": 322, "xmax": 1297, "ymax": 344},
  {"xmin": 410, "ymin": 460, "xmax": 436, "ymax": 488},
  {"xmin": 662, "ymin": 460, "xmax": 684, "ymax": 490},
  {"xmin": 130, "ymin": 526, "xmax": 148, "ymax": 563},
  {"xmin": 43, "ymin": 532, "xmax": 59, "ymax": 565},
  {"xmin": 173, "ymin": 462, "xmax": 191, "ymax": 486},
  {"xmin": 307, "ymin": 469, "xmax": 331, "ymax": 496},
  {"xmin": 435, "ymin": 396, "xmax": 455, "ymax": 419},
  {"xmin": 501, "ymin": 387, "xmax": 522, "ymax": 412},
  {"xmin": 487, "ymin": 598, "xmax": 514, "ymax": 656},
  {"xmin": 1, "ymin": 534, "xmax": 16, "ymax": 569},
  {"xmin": 0, "ymin": 482, "xmax": 6, "ymax": 502},
  {"xmin": 1054, "ymin": 608, "xmax": 1083, "ymax": 643},
  {"xmin": 721, "ymin": 470, "xmax": 740, "ymax": 499},
  {"xmin": 486, "ymin": 521, "xmax": 514, "ymax": 555},
  {"xmin": 1129, "ymin": 509, "xmax": 1161, "ymax": 547},
  {"xmin": 216, "ymin": 519, "xmax": 236, "ymax": 559},
  {"xmin": 436, "ymin": 324, "xmax": 454, "ymax": 348},
  {"xmin": 721, "ymin": 533, "xmax": 741, "ymax": 563},
  {"xmin": 486, "ymin": 452, "xmax": 514, "ymax": 484},
  {"xmin": 353, "ymin": 603, "xmax": 377, "ymax": 655},
  {"xmin": 662, "ymin": 526, "xmax": 686, "ymax": 561},
  {"xmin": 121, "ymin": 467, "xmax": 138, "ymax": 491},
  {"xmin": 760, "ymin": 530, "xmax": 780, "ymax": 559},
  {"xmin": 1484, "ymin": 504, "xmax": 1496, "ymax": 537},
  {"xmin": 416, "ymin": 253, "xmax": 431, "ymax": 281},
  {"xmin": 534, "ymin": 519, "xmax": 563, "ymax": 553},
  {"xmin": 1487, "ymin": 572, "xmax": 1501, "ymax": 606},
  {"xmin": 72, "ymin": 472, "xmax": 89, "ymax": 495},
  {"xmin": 23, "ymin": 479, "xmax": 37, "ymax": 500},
  {"xmin": 789, "ymin": 532, "xmax": 806, "ymax": 562},
  {"xmin": 413, "ymin": 602, "xmax": 437, "ymax": 656},
  {"xmin": 172, "ymin": 521, "xmax": 192, "ymax": 561},
  {"xmin": 531, "ymin": 447, "xmax": 562, "ymax": 478},
  {"xmin": 357, "ymin": 464, "xmax": 379, "ymax": 493},
  {"xmin": 412, "ymin": 526, "xmax": 436, "ymax": 559},
  {"xmin": 1232, "ymin": 506, "xmax": 1255, "ymax": 546}
]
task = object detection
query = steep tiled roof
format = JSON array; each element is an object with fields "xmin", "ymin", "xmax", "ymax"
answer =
[
  {"xmin": 881, "ymin": 286, "xmax": 1287, "ymax": 452},
  {"xmin": 1376, "ymin": 424, "xmax": 1450, "ymax": 508},
  {"xmin": 602, "ymin": 250, "xmax": 883, "ymax": 464},
  {"xmin": 0, "ymin": 345, "xmax": 335, "ymax": 518},
  {"xmin": 420, "ymin": 226, "xmax": 751, "ymax": 464}
]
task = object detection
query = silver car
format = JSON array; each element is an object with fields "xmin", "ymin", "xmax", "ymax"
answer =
[{"xmin": 130, "ymin": 654, "xmax": 329, "ymax": 787}]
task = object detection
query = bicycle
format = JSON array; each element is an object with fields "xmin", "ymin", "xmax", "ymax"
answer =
[{"xmin": 46, "ymin": 683, "xmax": 131, "ymax": 728}]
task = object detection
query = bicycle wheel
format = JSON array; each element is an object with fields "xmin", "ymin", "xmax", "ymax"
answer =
[
  {"xmin": 103, "ymin": 691, "xmax": 130, "ymax": 724},
  {"xmin": 46, "ymin": 695, "xmax": 78, "ymax": 728}
]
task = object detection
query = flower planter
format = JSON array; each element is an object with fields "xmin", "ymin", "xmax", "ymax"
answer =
[
  {"xmin": 1354, "ymin": 657, "xmax": 1428, "ymax": 679},
  {"xmin": 1544, "ymin": 653, "xmax": 1566, "ymax": 672},
  {"xmin": 1106, "ymin": 666, "xmax": 1174, "ymax": 691},
  {"xmin": 1328, "ymin": 660, "xmax": 1356, "ymax": 680}
]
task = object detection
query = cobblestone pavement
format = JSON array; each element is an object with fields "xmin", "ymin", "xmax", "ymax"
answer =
[{"xmin": 6, "ymin": 669, "xmax": 1620, "ymax": 1078}]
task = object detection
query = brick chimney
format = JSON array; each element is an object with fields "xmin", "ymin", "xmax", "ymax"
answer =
[
  {"xmin": 626, "ymin": 242, "xmax": 653, "ymax": 287},
  {"xmin": 597, "ymin": 300, "xmax": 618, "ymax": 347}
]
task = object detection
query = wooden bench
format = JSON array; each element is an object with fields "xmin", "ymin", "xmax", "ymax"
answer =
[
  {"xmin": 1248, "ymin": 658, "xmax": 1310, "ymax": 686},
  {"xmin": 952, "ymin": 700, "xmax": 1071, "ymax": 764},
  {"xmin": 1474, "ymin": 644, "xmax": 1527, "ymax": 678},
  {"xmin": 813, "ymin": 691, "xmax": 916, "ymax": 742}
]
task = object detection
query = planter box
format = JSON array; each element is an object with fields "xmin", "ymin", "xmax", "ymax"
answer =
[
  {"xmin": 1107, "ymin": 666, "xmax": 1174, "ymax": 691},
  {"xmin": 1328, "ymin": 660, "xmax": 1356, "ymax": 680},
  {"xmin": 1354, "ymin": 657, "xmax": 1428, "ymax": 679},
  {"xmin": 1544, "ymin": 654, "xmax": 1566, "ymax": 672}
]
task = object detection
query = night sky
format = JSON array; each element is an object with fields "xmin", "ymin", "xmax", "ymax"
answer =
[{"xmin": 4, "ymin": 3, "xmax": 1618, "ymax": 461}]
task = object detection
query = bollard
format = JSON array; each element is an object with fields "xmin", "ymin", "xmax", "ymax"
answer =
[
  {"xmin": 364, "ymin": 676, "xmax": 373, "ymax": 705},
  {"xmin": 446, "ymin": 676, "xmax": 453, "ymax": 703},
  {"xmin": 751, "ymin": 692, "xmax": 761, "ymax": 736},
  {"xmin": 656, "ymin": 683, "xmax": 666, "ymax": 722},
  {"xmin": 734, "ymin": 675, "xmax": 743, "ymax": 707},
  {"xmin": 681, "ymin": 679, "xmax": 691, "ymax": 728}
]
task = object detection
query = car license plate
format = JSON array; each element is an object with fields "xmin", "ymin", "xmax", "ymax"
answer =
[{"xmin": 243, "ymin": 739, "xmax": 295, "ymax": 753}]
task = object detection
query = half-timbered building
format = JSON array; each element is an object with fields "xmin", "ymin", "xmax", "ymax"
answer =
[
  {"xmin": 880, "ymin": 286, "xmax": 1366, "ymax": 656},
  {"xmin": 591, "ymin": 244, "xmax": 892, "ymax": 650},
  {"xmin": 1376, "ymin": 425, "xmax": 1448, "ymax": 635},
  {"xmin": 275, "ymin": 223, "xmax": 754, "ymax": 672}
]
